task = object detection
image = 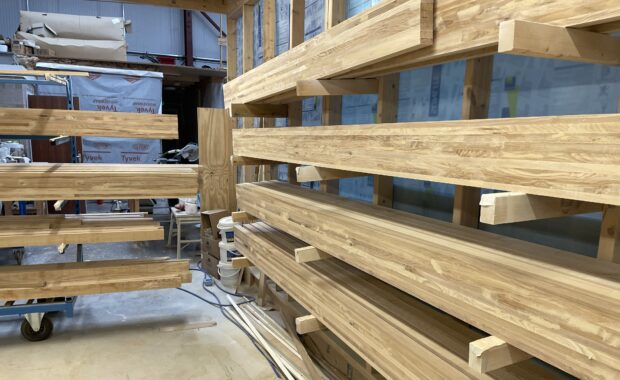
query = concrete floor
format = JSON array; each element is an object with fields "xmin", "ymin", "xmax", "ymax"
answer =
[{"xmin": 0, "ymin": 215, "xmax": 275, "ymax": 380}]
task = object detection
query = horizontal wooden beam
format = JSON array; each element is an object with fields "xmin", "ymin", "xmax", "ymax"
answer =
[
  {"xmin": 469, "ymin": 336, "xmax": 533, "ymax": 374},
  {"xmin": 0, "ymin": 259, "xmax": 191, "ymax": 301},
  {"xmin": 231, "ymin": 257, "xmax": 252, "ymax": 268},
  {"xmin": 234, "ymin": 113, "xmax": 620, "ymax": 205},
  {"xmin": 295, "ymin": 315, "xmax": 325, "ymax": 334},
  {"xmin": 115, "ymin": 0, "xmax": 229, "ymax": 13},
  {"xmin": 231, "ymin": 155, "xmax": 282, "ymax": 166},
  {"xmin": 498, "ymin": 20, "xmax": 620, "ymax": 65},
  {"xmin": 229, "ymin": 103, "xmax": 289, "ymax": 118},
  {"xmin": 0, "ymin": 69, "xmax": 90, "ymax": 77},
  {"xmin": 224, "ymin": 0, "xmax": 433, "ymax": 107},
  {"xmin": 0, "ymin": 214, "xmax": 164, "ymax": 248},
  {"xmin": 296, "ymin": 79, "xmax": 379, "ymax": 97},
  {"xmin": 0, "ymin": 108, "xmax": 179, "ymax": 139},
  {"xmin": 294, "ymin": 246, "xmax": 331, "ymax": 264},
  {"xmin": 295, "ymin": 166, "xmax": 362, "ymax": 182},
  {"xmin": 236, "ymin": 182, "xmax": 620, "ymax": 379},
  {"xmin": 0, "ymin": 164, "xmax": 200, "ymax": 201},
  {"xmin": 480, "ymin": 192, "xmax": 602, "ymax": 225},
  {"xmin": 235, "ymin": 222, "xmax": 561, "ymax": 380}
]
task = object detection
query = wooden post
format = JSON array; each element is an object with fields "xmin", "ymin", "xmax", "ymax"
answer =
[
  {"xmin": 242, "ymin": 3, "xmax": 257, "ymax": 183},
  {"xmin": 319, "ymin": 0, "xmax": 344, "ymax": 195},
  {"xmin": 226, "ymin": 17, "xmax": 237, "ymax": 81},
  {"xmin": 452, "ymin": 56, "xmax": 494, "ymax": 227},
  {"xmin": 261, "ymin": 0, "xmax": 277, "ymax": 182},
  {"xmin": 287, "ymin": 0, "xmax": 304, "ymax": 185},
  {"xmin": 372, "ymin": 73, "xmax": 399, "ymax": 207}
]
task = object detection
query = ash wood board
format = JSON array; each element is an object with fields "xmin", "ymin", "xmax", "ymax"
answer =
[
  {"xmin": 234, "ymin": 113, "xmax": 620, "ymax": 205},
  {"xmin": 225, "ymin": 0, "xmax": 620, "ymax": 105},
  {"xmin": 0, "ymin": 214, "xmax": 164, "ymax": 248},
  {"xmin": 0, "ymin": 108, "xmax": 179, "ymax": 139},
  {"xmin": 223, "ymin": 0, "xmax": 433, "ymax": 107},
  {"xmin": 0, "ymin": 259, "xmax": 191, "ymax": 301},
  {"xmin": 235, "ymin": 222, "xmax": 562, "ymax": 380},
  {"xmin": 0, "ymin": 164, "xmax": 201, "ymax": 201},
  {"xmin": 236, "ymin": 182, "xmax": 620, "ymax": 380}
]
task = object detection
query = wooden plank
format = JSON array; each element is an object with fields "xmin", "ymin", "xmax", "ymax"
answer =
[
  {"xmin": 324, "ymin": 0, "xmax": 346, "ymax": 29},
  {"xmin": 231, "ymin": 211, "xmax": 255, "ymax": 223},
  {"xmin": 223, "ymin": 0, "xmax": 433, "ymax": 107},
  {"xmin": 597, "ymin": 205, "xmax": 620, "ymax": 263},
  {"xmin": 235, "ymin": 222, "xmax": 563, "ymax": 380},
  {"xmin": 0, "ymin": 164, "xmax": 200, "ymax": 201},
  {"xmin": 498, "ymin": 20, "xmax": 620, "ymax": 65},
  {"xmin": 263, "ymin": 0, "xmax": 276, "ymax": 62},
  {"xmin": 469, "ymin": 336, "xmax": 533, "ymax": 374},
  {"xmin": 0, "ymin": 214, "xmax": 163, "ymax": 248},
  {"xmin": 294, "ymin": 246, "xmax": 331, "ymax": 264},
  {"xmin": 289, "ymin": 0, "xmax": 305, "ymax": 48},
  {"xmin": 234, "ymin": 113, "xmax": 620, "ymax": 205},
  {"xmin": 453, "ymin": 56, "xmax": 493, "ymax": 228},
  {"xmin": 296, "ymin": 166, "xmax": 361, "ymax": 182},
  {"xmin": 0, "ymin": 69, "xmax": 89, "ymax": 77},
  {"xmin": 342, "ymin": 0, "xmax": 620, "ymax": 78},
  {"xmin": 295, "ymin": 315, "xmax": 325, "ymax": 334},
  {"xmin": 226, "ymin": 16, "xmax": 238, "ymax": 80},
  {"xmin": 118, "ymin": 0, "xmax": 228, "ymax": 13},
  {"xmin": 231, "ymin": 257, "xmax": 252, "ymax": 269},
  {"xmin": 242, "ymin": 3, "xmax": 254, "ymax": 74},
  {"xmin": 480, "ymin": 192, "xmax": 602, "ymax": 225},
  {"xmin": 0, "ymin": 108, "xmax": 179, "ymax": 139},
  {"xmin": 236, "ymin": 182, "xmax": 620, "ymax": 380},
  {"xmin": 372, "ymin": 74, "xmax": 399, "ymax": 208},
  {"xmin": 198, "ymin": 108, "xmax": 236, "ymax": 212},
  {"xmin": 230, "ymin": 103, "xmax": 288, "ymax": 117},
  {"xmin": 0, "ymin": 259, "xmax": 191, "ymax": 301},
  {"xmin": 232, "ymin": 156, "xmax": 281, "ymax": 166},
  {"xmin": 296, "ymin": 79, "xmax": 379, "ymax": 97}
]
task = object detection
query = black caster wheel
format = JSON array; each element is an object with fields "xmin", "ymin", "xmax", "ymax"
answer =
[
  {"xmin": 13, "ymin": 248, "xmax": 24, "ymax": 265},
  {"xmin": 21, "ymin": 317, "xmax": 53, "ymax": 342}
]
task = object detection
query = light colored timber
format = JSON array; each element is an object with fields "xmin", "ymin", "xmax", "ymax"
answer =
[
  {"xmin": 223, "ymin": 0, "xmax": 433, "ymax": 107},
  {"xmin": 0, "ymin": 259, "xmax": 191, "ymax": 301},
  {"xmin": 0, "ymin": 164, "xmax": 200, "ymax": 201},
  {"xmin": 294, "ymin": 246, "xmax": 331, "ymax": 264},
  {"xmin": 230, "ymin": 103, "xmax": 288, "ymax": 118},
  {"xmin": 0, "ymin": 108, "xmax": 179, "ymax": 139},
  {"xmin": 235, "ymin": 222, "xmax": 563, "ymax": 380},
  {"xmin": 373, "ymin": 73, "xmax": 399, "ymax": 208},
  {"xmin": 0, "ymin": 214, "xmax": 163, "ymax": 248},
  {"xmin": 598, "ymin": 205, "xmax": 620, "ymax": 264},
  {"xmin": 231, "ymin": 257, "xmax": 252, "ymax": 269},
  {"xmin": 0, "ymin": 69, "xmax": 90, "ymax": 77},
  {"xmin": 232, "ymin": 155, "xmax": 281, "ymax": 166},
  {"xmin": 234, "ymin": 113, "xmax": 620, "ymax": 206},
  {"xmin": 296, "ymin": 166, "xmax": 361, "ymax": 182},
  {"xmin": 480, "ymin": 192, "xmax": 603, "ymax": 225},
  {"xmin": 452, "ymin": 56, "xmax": 493, "ymax": 228},
  {"xmin": 116, "ymin": 0, "xmax": 229, "ymax": 13},
  {"xmin": 296, "ymin": 79, "xmax": 379, "ymax": 97},
  {"xmin": 53, "ymin": 200, "xmax": 66, "ymax": 211},
  {"xmin": 224, "ymin": 0, "xmax": 620, "ymax": 105},
  {"xmin": 295, "ymin": 315, "xmax": 325, "ymax": 335},
  {"xmin": 469, "ymin": 336, "xmax": 533, "ymax": 374},
  {"xmin": 236, "ymin": 182, "xmax": 620, "ymax": 380},
  {"xmin": 198, "ymin": 108, "xmax": 236, "ymax": 212},
  {"xmin": 226, "ymin": 16, "xmax": 237, "ymax": 81},
  {"xmin": 231, "ymin": 211, "xmax": 255, "ymax": 223},
  {"xmin": 498, "ymin": 20, "xmax": 620, "ymax": 65}
]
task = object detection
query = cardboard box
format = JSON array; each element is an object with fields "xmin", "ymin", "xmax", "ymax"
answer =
[
  {"xmin": 200, "ymin": 209, "xmax": 229, "ymax": 261},
  {"xmin": 202, "ymin": 254, "xmax": 220, "ymax": 280}
]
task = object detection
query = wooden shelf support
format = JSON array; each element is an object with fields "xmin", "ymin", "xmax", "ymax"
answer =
[
  {"xmin": 232, "ymin": 211, "xmax": 256, "ymax": 223},
  {"xmin": 296, "ymin": 166, "xmax": 361, "ymax": 182},
  {"xmin": 294, "ymin": 246, "xmax": 331, "ymax": 264},
  {"xmin": 232, "ymin": 257, "xmax": 253, "ymax": 269},
  {"xmin": 296, "ymin": 79, "xmax": 379, "ymax": 97},
  {"xmin": 295, "ymin": 315, "xmax": 326, "ymax": 335},
  {"xmin": 469, "ymin": 336, "xmax": 533, "ymax": 373}
]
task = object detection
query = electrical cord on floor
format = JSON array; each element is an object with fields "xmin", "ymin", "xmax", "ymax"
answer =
[{"xmin": 176, "ymin": 263, "xmax": 280, "ymax": 378}]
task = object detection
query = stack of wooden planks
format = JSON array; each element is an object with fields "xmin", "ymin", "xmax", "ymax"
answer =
[
  {"xmin": 0, "ymin": 108, "xmax": 179, "ymax": 139},
  {"xmin": 0, "ymin": 213, "xmax": 163, "ymax": 248},
  {"xmin": 0, "ymin": 164, "xmax": 201, "ymax": 200},
  {"xmin": 0, "ymin": 259, "xmax": 191, "ymax": 301},
  {"xmin": 233, "ymin": 114, "xmax": 620, "ymax": 205},
  {"xmin": 235, "ymin": 222, "xmax": 562, "ymax": 380},
  {"xmin": 236, "ymin": 181, "xmax": 620, "ymax": 380}
]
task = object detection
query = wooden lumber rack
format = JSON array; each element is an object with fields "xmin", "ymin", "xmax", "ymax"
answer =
[{"xmin": 219, "ymin": 0, "xmax": 620, "ymax": 379}]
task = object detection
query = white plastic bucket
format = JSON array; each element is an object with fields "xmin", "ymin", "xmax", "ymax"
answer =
[
  {"xmin": 218, "ymin": 261, "xmax": 240, "ymax": 292},
  {"xmin": 217, "ymin": 216, "xmax": 239, "ymax": 243},
  {"xmin": 218, "ymin": 241, "xmax": 238, "ymax": 264}
]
